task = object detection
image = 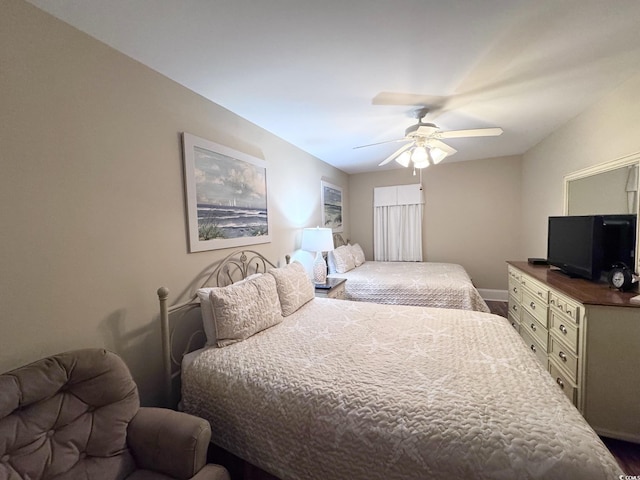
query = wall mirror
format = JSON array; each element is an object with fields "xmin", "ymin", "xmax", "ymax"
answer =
[{"xmin": 564, "ymin": 152, "xmax": 640, "ymax": 273}]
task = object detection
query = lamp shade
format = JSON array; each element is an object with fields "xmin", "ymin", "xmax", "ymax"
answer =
[
  {"xmin": 430, "ymin": 146, "xmax": 448, "ymax": 164},
  {"xmin": 301, "ymin": 227, "xmax": 334, "ymax": 252}
]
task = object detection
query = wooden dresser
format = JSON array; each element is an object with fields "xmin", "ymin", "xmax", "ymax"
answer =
[{"xmin": 507, "ymin": 261, "xmax": 640, "ymax": 443}]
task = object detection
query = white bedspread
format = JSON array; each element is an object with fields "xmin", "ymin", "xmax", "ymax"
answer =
[
  {"xmin": 329, "ymin": 261, "xmax": 490, "ymax": 312},
  {"xmin": 182, "ymin": 298, "xmax": 621, "ymax": 480}
]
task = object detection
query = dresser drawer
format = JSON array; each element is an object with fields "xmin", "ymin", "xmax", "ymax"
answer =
[
  {"xmin": 520, "ymin": 276, "xmax": 549, "ymax": 304},
  {"xmin": 549, "ymin": 292, "xmax": 581, "ymax": 324},
  {"xmin": 328, "ymin": 282, "xmax": 346, "ymax": 299},
  {"xmin": 522, "ymin": 289, "xmax": 548, "ymax": 327},
  {"xmin": 508, "ymin": 312, "xmax": 520, "ymax": 332},
  {"xmin": 508, "ymin": 295, "xmax": 521, "ymax": 321},
  {"xmin": 549, "ymin": 336, "xmax": 578, "ymax": 382},
  {"xmin": 549, "ymin": 361, "xmax": 577, "ymax": 405},
  {"xmin": 508, "ymin": 266, "xmax": 522, "ymax": 282},
  {"xmin": 549, "ymin": 309, "xmax": 578, "ymax": 354},
  {"xmin": 521, "ymin": 309, "xmax": 548, "ymax": 350},
  {"xmin": 508, "ymin": 276, "xmax": 523, "ymax": 302},
  {"xmin": 520, "ymin": 328, "xmax": 547, "ymax": 368}
]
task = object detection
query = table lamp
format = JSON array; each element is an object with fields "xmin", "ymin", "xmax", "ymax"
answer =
[{"xmin": 301, "ymin": 227, "xmax": 334, "ymax": 284}]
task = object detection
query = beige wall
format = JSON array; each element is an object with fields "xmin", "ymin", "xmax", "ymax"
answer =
[
  {"xmin": 349, "ymin": 155, "xmax": 523, "ymax": 291},
  {"xmin": 521, "ymin": 72, "xmax": 640, "ymax": 259},
  {"xmin": 0, "ymin": 0, "xmax": 348, "ymax": 404}
]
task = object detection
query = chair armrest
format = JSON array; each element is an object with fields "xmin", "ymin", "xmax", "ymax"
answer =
[
  {"xmin": 191, "ymin": 464, "xmax": 231, "ymax": 480},
  {"xmin": 128, "ymin": 407, "xmax": 211, "ymax": 480}
]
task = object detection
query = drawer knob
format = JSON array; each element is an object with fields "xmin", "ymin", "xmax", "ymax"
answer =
[
  {"xmin": 559, "ymin": 351, "xmax": 567, "ymax": 362},
  {"xmin": 567, "ymin": 310, "xmax": 573, "ymax": 317},
  {"xmin": 559, "ymin": 324, "xmax": 568, "ymax": 335},
  {"xmin": 512, "ymin": 304, "xmax": 518, "ymax": 311},
  {"xmin": 530, "ymin": 323, "xmax": 537, "ymax": 332},
  {"xmin": 556, "ymin": 377, "xmax": 565, "ymax": 389},
  {"xmin": 530, "ymin": 302, "xmax": 536, "ymax": 310},
  {"xmin": 559, "ymin": 305, "xmax": 563, "ymax": 311},
  {"xmin": 530, "ymin": 344, "xmax": 537, "ymax": 353},
  {"xmin": 513, "ymin": 287, "xmax": 518, "ymax": 293}
]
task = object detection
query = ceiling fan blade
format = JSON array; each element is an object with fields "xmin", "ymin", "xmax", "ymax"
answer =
[
  {"xmin": 378, "ymin": 143, "xmax": 413, "ymax": 166},
  {"xmin": 353, "ymin": 138, "xmax": 408, "ymax": 149},
  {"xmin": 428, "ymin": 139, "xmax": 457, "ymax": 155},
  {"xmin": 438, "ymin": 127, "xmax": 503, "ymax": 139}
]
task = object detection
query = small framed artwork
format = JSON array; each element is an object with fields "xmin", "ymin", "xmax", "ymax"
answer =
[
  {"xmin": 182, "ymin": 133, "xmax": 271, "ymax": 252},
  {"xmin": 321, "ymin": 180, "xmax": 343, "ymax": 232}
]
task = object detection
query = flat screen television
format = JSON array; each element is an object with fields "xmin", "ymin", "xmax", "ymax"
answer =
[{"xmin": 547, "ymin": 214, "xmax": 636, "ymax": 281}]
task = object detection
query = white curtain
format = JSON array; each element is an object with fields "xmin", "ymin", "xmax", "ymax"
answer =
[{"xmin": 374, "ymin": 185, "xmax": 424, "ymax": 261}]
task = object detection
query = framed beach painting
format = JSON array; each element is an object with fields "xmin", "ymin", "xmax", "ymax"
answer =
[
  {"xmin": 321, "ymin": 180, "xmax": 343, "ymax": 232},
  {"xmin": 182, "ymin": 133, "xmax": 271, "ymax": 252}
]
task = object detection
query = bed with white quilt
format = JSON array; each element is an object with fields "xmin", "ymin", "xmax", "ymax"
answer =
[
  {"xmin": 327, "ymin": 242, "xmax": 489, "ymax": 312},
  {"xmin": 159, "ymin": 251, "xmax": 623, "ymax": 480}
]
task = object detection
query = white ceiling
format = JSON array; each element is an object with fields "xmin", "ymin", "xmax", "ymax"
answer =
[{"xmin": 26, "ymin": 0, "xmax": 640, "ymax": 174}]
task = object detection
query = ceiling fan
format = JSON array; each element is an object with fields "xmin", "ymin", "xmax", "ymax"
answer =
[{"xmin": 355, "ymin": 107, "xmax": 503, "ymax": 169}]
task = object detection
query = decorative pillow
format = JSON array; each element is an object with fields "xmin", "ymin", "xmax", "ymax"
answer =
[
  {"xmin": 268, "ymin": 261, "xmax": 315, "ymax": 316},
  {"xmin": 208, "ymin": 274, "xmax": 283, "ymax": 347},
  {"xmin": 350, "ymin": 243, "xmax": 366, "ymax": 266},
  {"xmin": 332, "ymin": 245, "xmax": 356, "ymax": 273},
  {"xmin": 197, "ymin": 273, "xmax": 262, "ymax": 346}
]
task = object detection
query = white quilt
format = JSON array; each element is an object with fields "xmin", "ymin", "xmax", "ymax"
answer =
[
  {"xmin": 182, "ymin": 298, "xmax": 622, "ymax": 480},
  {"xmin": 328, "ymin": 261, "xmax": 490, "ymax": 312}
]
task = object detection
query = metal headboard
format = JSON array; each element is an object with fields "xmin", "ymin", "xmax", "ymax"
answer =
[
  {"xmin": 157, "ymin": 249, "xmax": 277, "ymax": 407},
  {"xmin": 333, "ymin": 233, "xmax": 348, "ymax": 247}
]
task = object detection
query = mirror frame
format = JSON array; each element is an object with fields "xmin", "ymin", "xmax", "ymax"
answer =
[{"xmin": 564, "ymin": 151, "xmax": 640, "ymax": 274}]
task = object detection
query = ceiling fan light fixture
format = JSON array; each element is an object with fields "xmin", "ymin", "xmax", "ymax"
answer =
[
  {"xmin": 413, "ymin": 159, "xmax": 430, "ymax": 169},
  {"xmin": 411, "ymin": 146, "xmax": 428, "ymax": 163},
  {"xmin": 395, "ymin": 150, "xmax": 411, "ymax": 167},
  {"xmin": 429, "ymin": 146, "xmax": 448, "ymax": 164}
]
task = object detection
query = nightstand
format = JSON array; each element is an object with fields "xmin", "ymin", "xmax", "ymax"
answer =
[{"xmin": 314, "ymin": 277, "xmax": 346, "ymax": 299}]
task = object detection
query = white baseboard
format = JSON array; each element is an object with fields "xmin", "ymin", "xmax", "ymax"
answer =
[
  {"xmin": 594, "ymin": 426, "xmax": 640, "ymax": 444},
  {"xmin": 479, "ymin": 289, "xmax": 508, "ymax": 302}
]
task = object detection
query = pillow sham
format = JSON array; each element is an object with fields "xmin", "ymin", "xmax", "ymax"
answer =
[
  {"xmin": 197, "ymin": 273, "xmax": 262, "ymax": 346},
  {"xmin": 208, "ymin": 274, "xmax": 283, "ymax": 347},
  {"xmin": 268, "ymin": 261, "xmax": 315, "ymax": 316},
  {"xmin": 332, "ymin": 245, "xmax": 356, "ymax": 273},
  {"xmin": 350, "ymin": 243, "xmax": 366, "ymax": 267}
]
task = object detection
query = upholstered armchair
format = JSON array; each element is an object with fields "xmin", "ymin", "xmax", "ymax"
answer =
[{"xmin": 0, "ymin": 348, "xmax": 230, "ymax": 480}]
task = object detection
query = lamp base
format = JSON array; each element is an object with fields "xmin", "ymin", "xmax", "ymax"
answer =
[{"xmin": 312, "ymin": 251, "xmax": 327, "ymax": 284}]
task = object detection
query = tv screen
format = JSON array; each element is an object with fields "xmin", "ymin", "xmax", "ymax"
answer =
[
  {"xmin": 547, "ymin": 214, "xmax": 636, "ymax": 281},
  {"xmin": 547, "ymin": 216, "xmax": 599, "ymax": 280}
]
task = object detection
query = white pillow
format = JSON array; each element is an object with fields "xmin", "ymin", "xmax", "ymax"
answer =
[
  {"xmin": 197, "ymin": 273, "xmax": 262, "ymax": 346},
  {"xmin": 350, "ymin": 243, "xmax": 366, "ymax": 267},
  {"xmin": 268, "ymin": 261, "xmax": 315, "ymax": 316},
  {"xmin": 209, "ymin": 273, "xmax": 283, "ymax": 347},
  {"xmin": 332, "ymin": 245, "xmax": 356, "ymax": 273}
]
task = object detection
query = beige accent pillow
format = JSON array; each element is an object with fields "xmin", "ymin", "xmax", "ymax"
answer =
[
  {"xmin": 350, "ymin": 243, "xmax": 366, "ymax": 267},
  {"xmin": 209, "ymin": 273, "xmax": 283, "ymax": 347},
  {"xmin": 268, "ymin": 261, "xmax": 315, "ymax": 316},
  {"xmin": 332, "ymin": 245, "xmax": 356, "ymax": 273},
  {"xmin": 197, "ymin": 273, "xmax": 262, "ymax": 346}
]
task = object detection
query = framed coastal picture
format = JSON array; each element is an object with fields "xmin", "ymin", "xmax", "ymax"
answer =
[
  {"xmin": 321, "ymin": 180, "xmax": 343, "ymax": 232},
  {"xmin": 182, "ymin": 133, "xmax": 271, "ymax": 252}
]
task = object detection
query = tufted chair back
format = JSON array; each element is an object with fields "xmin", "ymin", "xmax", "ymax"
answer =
[{"xmin": 0, "ymin": 349, "xmax": 139, "ymax": 479}]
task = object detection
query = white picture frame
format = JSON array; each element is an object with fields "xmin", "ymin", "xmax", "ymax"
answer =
[
  {"xmin": 182, "ymin": 133, "xmax": 271, "ymax": 252},
  {"xmin": 321, "ymin": 180, "xmax": 343, "ymax": 232}
]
